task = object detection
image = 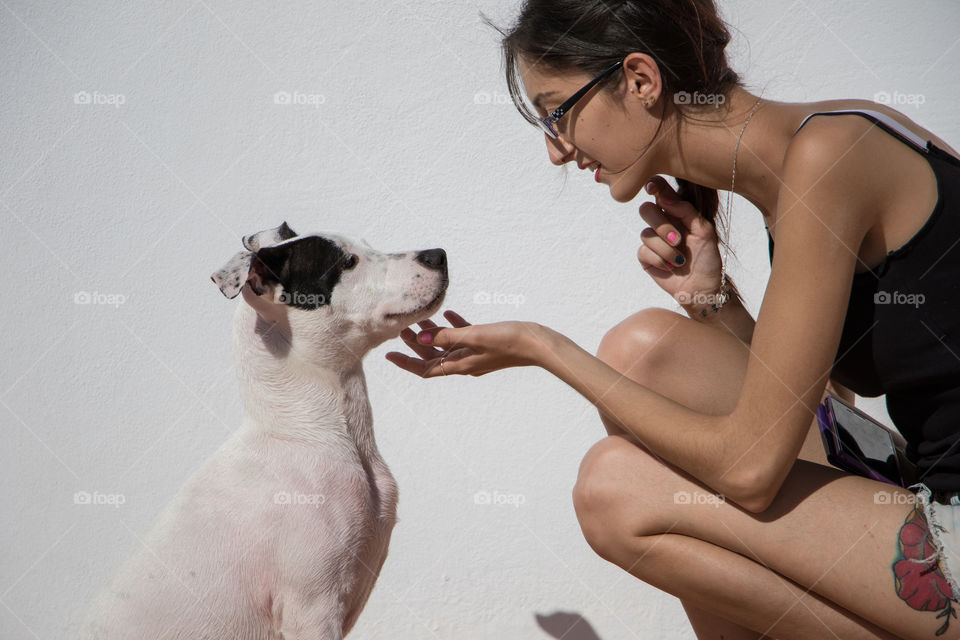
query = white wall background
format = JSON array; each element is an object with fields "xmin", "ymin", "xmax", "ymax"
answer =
[{"xmin": 2, "ymin": 1, "xmax": 959, "ymax": 638}]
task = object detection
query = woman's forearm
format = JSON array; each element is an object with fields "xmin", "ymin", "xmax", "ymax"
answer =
[{"xmin": 528, "ymin": 324, "xmax": 759, "ymax": 508}]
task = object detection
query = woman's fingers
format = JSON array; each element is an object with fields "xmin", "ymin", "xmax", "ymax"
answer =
[
  {"xmin": 639, "ymin": 224, "xmax": 686, "ymax": 270},
  {"xmin": 646, "ymin": 175, "xmax": 709, "ymax": 234},
  {"xmin": 384, "ymin": 350, "xmax": 437, "ymax": 377},
  {"xmin": 384, "ymin": 346, "xmax": 475, "ymax": 378},
  {"xmin": 399, "ymin": 326, "xmax": 445, "ymax": 359},
  {"xmin": 637, "ymin": 242, "xmax": 680, "ymax": 274},
  {"xmin": 646, "ymin": 175, "xmax": 683, "ymax": 209},
  {"xmin": 385, "ymin": 350, "xmax": 451, "ymax": 378},
  {"xmin": 638, "ymin": 199, "xmax": 685, "ymax": 255},
  {"xmin": 394, "ymin": 312, "xmax": 474, "ymax": 362},
  {"xmin": 443, "ymin": 310, "xmax": 472, "ymax": 327}
]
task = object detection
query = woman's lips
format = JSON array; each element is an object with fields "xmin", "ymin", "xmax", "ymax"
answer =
[{"xmin": 595, "ymin": 165, "xmax": 602, "ymax": 182}]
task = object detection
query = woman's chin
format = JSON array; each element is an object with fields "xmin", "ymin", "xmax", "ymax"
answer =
[{"xmin": 607, "ymin": 178, "xmax": 641, "ymax": 203}]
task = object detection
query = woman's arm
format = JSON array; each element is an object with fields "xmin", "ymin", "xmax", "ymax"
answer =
[{"xmin": 532, "ymin": 122, "xmax": 876, "ymax": 513}]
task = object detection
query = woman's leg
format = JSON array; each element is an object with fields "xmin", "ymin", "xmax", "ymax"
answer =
[
  {"xmin": 585, "ymin": 308, "xmax": 920, "ymax": 639},
  {"xmin": 594, "ymin": 307, "xmax": 832, "ymax": 467},
  {"xmin": 682, "ymin": 601, "xmax": 770, "ymax": 640},
  {"xmin": 646, "ymin": 531, "xmax": 899, "ymax": 639},
  {"xmin": 593, "ymin": 307, "xmax": 830, "ymax": 639}
]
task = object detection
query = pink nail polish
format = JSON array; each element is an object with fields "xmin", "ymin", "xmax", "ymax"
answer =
[
  {"xmin": 667, "ymin": 232, "xmax": 678, "ymax": 244},
  {"xmin": 419, "ymin": 332, "xmax": 432, "ymax": 344}
]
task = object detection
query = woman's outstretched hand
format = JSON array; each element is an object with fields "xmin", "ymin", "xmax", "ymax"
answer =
[{"xmin": 384, "ymin": 310, "xmax": 548, "ymax": 377}]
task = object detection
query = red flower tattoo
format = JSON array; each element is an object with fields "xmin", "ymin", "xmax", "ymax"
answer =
[{"xmin": 893, "ymin": 501, "xmax": 958, "ymax": 635}]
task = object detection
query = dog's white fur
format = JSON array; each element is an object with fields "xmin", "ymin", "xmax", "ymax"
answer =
[{"xmin": 81, "ymin": 226, "xmax": 447, "ymax": 639}]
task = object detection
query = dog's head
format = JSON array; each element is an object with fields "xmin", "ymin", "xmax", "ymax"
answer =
[{"xmin": 211, "ymin": 222, "xmax": 448, "ymax": 355}]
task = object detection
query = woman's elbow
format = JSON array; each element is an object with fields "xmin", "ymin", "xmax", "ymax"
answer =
[{"xmin": 723, "ymin": 466, "xmax": 779, "ymax": 514}]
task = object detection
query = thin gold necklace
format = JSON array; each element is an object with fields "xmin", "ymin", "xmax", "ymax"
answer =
[{"xmin": 713, "ymin": 94, "xmax": 764, "ymax": 314}]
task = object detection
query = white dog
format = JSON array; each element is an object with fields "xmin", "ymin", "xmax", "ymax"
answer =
[{"xmin": 81, "ymin": 222, "xmax": 448, "ymax": 639}]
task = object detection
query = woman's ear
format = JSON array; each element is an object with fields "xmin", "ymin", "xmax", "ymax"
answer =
[{"xmin": 622, "ymin": 52, "xmax": 662, "ymax": 106}]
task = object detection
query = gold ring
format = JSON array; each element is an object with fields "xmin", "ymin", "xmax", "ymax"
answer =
[{"xmin": 438, "ymin": 354, "xmax": 448, "ymax": 376}]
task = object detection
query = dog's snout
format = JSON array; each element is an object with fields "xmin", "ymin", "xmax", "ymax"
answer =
[{"xmin": 415, "ymin": 248, "xmax": 446, "ymax": 271}]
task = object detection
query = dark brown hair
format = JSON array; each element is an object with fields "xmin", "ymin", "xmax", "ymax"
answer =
[{"xmin": 483, "ymin": 0, "xmax": 748, "ymax": 299}]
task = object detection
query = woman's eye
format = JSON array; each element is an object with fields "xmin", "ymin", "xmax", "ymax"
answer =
[{"xmin": 343, "ymin": 254, "xmax": 359, "ymax": 270}]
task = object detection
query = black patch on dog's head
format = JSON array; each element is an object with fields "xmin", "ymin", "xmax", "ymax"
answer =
[{"xmin": 250, "ymin": 236, "xmax": 348, "ymax": 310}]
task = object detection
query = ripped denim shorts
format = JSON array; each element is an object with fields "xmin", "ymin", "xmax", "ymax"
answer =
[{"xmin": 902, "ymin": 482, "xmax": 960, "ymax": 614}]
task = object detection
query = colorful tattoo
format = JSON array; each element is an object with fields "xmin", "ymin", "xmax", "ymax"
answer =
[{"xmin": 893, "ymin": 501, "xmax": 958, "ymax": 635}]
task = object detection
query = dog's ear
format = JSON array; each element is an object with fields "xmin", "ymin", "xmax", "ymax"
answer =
[
  {"xmin": 210, "ymin": 247, "xmax": 287, "ymax": 300},
  {"xmin": 242, "ymin": 221, "xmax": 298, "ymax": 252},
  {"xmin": 211, "ymin": 222, "xmax": 298, "ymax": 299},
  {"xmin": 210, "ymin": 250, "xmax": 254, "ymax": 299},
  {"xmin": 244, "ymin": 249, "xmax": 284, "ymax": 298}
]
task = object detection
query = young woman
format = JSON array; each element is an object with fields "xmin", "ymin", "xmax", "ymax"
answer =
[{"xmin": 385, "ymin": 1, "xmax": 960, "ymax": 638}]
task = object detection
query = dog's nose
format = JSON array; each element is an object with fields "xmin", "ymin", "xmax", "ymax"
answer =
[{"xmin": 415, "ymin": 248, "xmax": 446, "ymax": 271}]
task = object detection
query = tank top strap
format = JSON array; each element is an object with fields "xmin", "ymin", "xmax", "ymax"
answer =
[{"xmin": 794, "ymin": 109, "xmax": 932, "ymax": 155}]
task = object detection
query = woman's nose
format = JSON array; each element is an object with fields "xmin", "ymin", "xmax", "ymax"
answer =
[{"xmin": 546, "ymin": 134, "xmax": 575, "ymax": 166}]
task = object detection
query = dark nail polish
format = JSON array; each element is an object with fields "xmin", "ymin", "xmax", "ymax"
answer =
[{"xmin": 674, "ymin": 254, "xmax": 685, "ymax": 265}]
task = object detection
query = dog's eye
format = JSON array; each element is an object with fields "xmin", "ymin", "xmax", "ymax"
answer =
[{"xmin": 343, "ymin": 254, "xmax": 359, "ymax": 270}]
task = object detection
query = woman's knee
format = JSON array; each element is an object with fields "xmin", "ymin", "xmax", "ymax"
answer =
[
  {"xmin": 573, "ymin": 434, "xmax": 659, "ymax": 560},
  {"xmin": 596, "ymin": 307, "xmax": 685, "ymax": 377}
]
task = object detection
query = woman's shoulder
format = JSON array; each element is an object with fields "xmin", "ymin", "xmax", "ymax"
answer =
[
  {"xmin": 792, "ymin": 98, "xmax": 960, "ymax": 159},
  {"xmin": 780, "ymin": 99, "xmax": 941, "ymax": 209},
  {"xmin": 781, "ymin": 104, "xmax": 894, "ymax": 202},
  {"xmin": 772, "ymin": 103, "xmax": 897, "ymax": 250}
]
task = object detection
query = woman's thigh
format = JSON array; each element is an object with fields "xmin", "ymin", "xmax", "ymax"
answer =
[
  {"xmin": 596, "ymin": 306, "xmax": 833, "ymax": 466},
  {"xmin": 577, "ymin": 436, "xmax": 952, "ymax": 640}
]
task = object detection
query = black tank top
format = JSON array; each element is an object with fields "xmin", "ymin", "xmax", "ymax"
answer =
[{"xmin": 765, "ymin": 109, "xmax": 960, "ymax": 491}]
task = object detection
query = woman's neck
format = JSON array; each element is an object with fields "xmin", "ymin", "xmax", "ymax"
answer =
[{"xmin": 652, "ymin": 87, "xmax": 804, "ymax": 222}]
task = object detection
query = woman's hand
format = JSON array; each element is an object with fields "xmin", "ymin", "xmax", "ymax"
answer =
[
  {"xmin": 384, "ymin": 310, "xmax": 548, "ymax": 377},
  {"xmin": 638, "ymin": 176, "xmax": 725, "ymax": 308}
]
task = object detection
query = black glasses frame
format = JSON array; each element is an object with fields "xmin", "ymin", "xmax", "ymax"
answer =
[{"xmin": 537, "ymin": 60, "xmax": 625, "ymax": 139}]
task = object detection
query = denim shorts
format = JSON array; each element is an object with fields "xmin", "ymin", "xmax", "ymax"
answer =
[{"xmin": 907, "ymin": 482, "xmax": 960, "ymax": 601}]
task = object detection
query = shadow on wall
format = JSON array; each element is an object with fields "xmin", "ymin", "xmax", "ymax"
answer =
[{"xmin": 536, "ymin": 611, "xmax": 602, "ymax": 640}]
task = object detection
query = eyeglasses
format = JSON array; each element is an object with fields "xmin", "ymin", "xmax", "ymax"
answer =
[{"xmin": 537, "ymin": 60, "xmax": 624, "ymax": 139}]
